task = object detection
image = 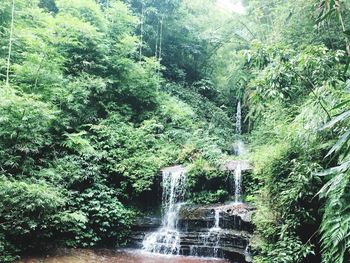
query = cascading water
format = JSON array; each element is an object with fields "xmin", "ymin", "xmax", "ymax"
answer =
[
  {"xmin": 210, "ymin": 209, "xmax": 222, "ymax": 257},
  {"xmin": 213, "ymin": 209, "xmax": 220, "ymax": 230},
  {"xmin": 233, "ymin": 101, "xmax": 247, "ymax": 156},
  {"xmin": 233, "ymin": 101, "xmax": 244, "ymax": 203},
  {"xmin": 138, "ymin": 163, "xmax": 252, "ymax": 262},
  {"xmin": 234, "ymin": 140, "xmax": 247, "ymax": 156},
  {"xmin": 190, "ymin": 209, "xmax": 223, "ymax": 258},
  {"xmin": 142, "ymin": 166, "xmax": 187, "ymax": 255},
  {"xmin": 236, "ymin": 100, "xmax": 242, "ymax": 135},
  {"xmin": 234, "ymin": 163, "xmax": 242, "ymax": 203},
  {"xmin": 140, "ymin": 102, "xmax": 252, "ymax": 261}
]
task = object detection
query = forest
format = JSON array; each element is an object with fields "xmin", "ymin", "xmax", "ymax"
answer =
[{"xmin": 0, "ymin": 0, "xmax": 350, "ymax": 262}]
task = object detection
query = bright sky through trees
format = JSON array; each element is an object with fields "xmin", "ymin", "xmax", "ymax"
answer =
[{"xmin": 216, "ymin": 0, "xmax": 245, "ymax": 14}]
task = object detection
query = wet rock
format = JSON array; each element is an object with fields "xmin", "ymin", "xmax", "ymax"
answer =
[
  {"xmin": 178, "ymin": 203, "xmax": 254, "ymax": 232},
  {"xmin": 176, "ymin": 203, "xmax": 254, "ymax": 262},
  {"xmin": 133, "ymin": 216, "xmax": 162, "ymax": 230},
  {"xmin": 129, "ymin": 216, "xmax": 162, "ymax": 248},
  {"xmin": 221, "ymin": 160, "xmax": 252, "ymax": 172},
  {"xmin": 129, "ymin": 205, "xmax": 253, "ymax": 262},
  {"xmin": 129, "ymin": 202, "xmax": 254, "ymax": 262}
]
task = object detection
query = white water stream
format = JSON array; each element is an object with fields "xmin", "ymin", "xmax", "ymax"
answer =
[
  {"xmin": 209, "ymin": 209, "xmax": 222, "ymax": 257},
  {"xmin": 191, "ymin": 208, "xmax": 222, "ymax": 258},
  {"xmin": 234, "ymin": 163, "xmax": 242, "ymax": 203},
  {"xmin": 236, "ymin": 100, "xmax": 242, "ymax": 135},
  {"xmin": 233, "ymin": 101, "xmax": 244, "ymax": 203},
  {"xmin": 143, "ymin": 166, "xmax": 187, "ymax": 255}
]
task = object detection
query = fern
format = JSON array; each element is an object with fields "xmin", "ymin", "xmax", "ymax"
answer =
[
  {"xmin": 319, "ymin": 170, "xmax": 350, "ymax": 263},
  {"xmin": 319, "ymin": 93, "xmax": 350, "ymax": 262}
]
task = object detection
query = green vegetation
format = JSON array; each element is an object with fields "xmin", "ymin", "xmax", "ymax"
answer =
[
  {"xmin": 1, "ymin": 0, "xmax": 350, "ymax": 262},
  {"xmin": 237, "ymin": 1, "xmax": 350, "ymax": 263},
  {"xmin": 0, "ymin": 0, "xmax": 232, "ymax": 261}
]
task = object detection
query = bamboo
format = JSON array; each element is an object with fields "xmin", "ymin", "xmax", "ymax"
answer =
[
  {"xmin": 139, "ymin": 2, "xmax": 144, "ymax": 62},
  {"xmin": 6, "ymin": 0, "xmax": 15, "ymax": 86},
  {"xmin": 159, "ymin": 16, "xmax": 164, "ymax": 63}
]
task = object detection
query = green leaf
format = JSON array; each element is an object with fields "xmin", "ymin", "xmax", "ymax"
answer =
[
  {"xmin": 325, "ymin": 129, "xmax": 350, "ymax": 158},
  {"xmin": 316, "ymin": 8, "xmax": 335, "ymax": 24},
  {"xmin": 321, "ymin": 110, "xmax": 350, "ymax": 130},
  {"xmin": 343, "ymin": 30, "xmax": 350, "ymax": 36},
  {"xmin": 332, "ymin": 99, "xmax": 350, "ymax": 111},
  {"xmin": 344, "ymin": 57, "xmax": 350, "ymax": 76}
]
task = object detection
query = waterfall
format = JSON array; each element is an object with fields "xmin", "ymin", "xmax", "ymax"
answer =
[
  {"xmin": 236, "ymin": 100, "xmax": 242, "ymax": 135},
  {"xmin": 213, "ymin": 209, "xmax": 220, "ymax": 230},
  {"xmin": 142, "ymin": 166, "xmax": 186, "ymax": 255},
  {"xmin": 233, "ymin": 100, "xmax": 244, "ymax": 203},
  {"xmin": 234, "ymin": 163, "xmax": 242, "ymax": 203},
  {"xmin": 210, "ymin": 209, "xmax": 222, "ymax": 257},
  {"xmin": 234, "ymin": 140, "xmax": 247, "ymax": 156},
  {"xmin": 233, "ymin": 100, "xmax": 247, "ymax": 156},
  {"xmin": 139, "ymin": 164, "xmax": 252, "ymax": 261},
  {"xmin": 190, "ymin": 209, "xmax": 223, "ymax": 258}
]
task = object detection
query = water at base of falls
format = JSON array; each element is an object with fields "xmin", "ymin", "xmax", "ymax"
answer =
[
  {"xmin": 142, "ymin": 166, "xmax": 187, "ymax": 255},
  {"xmin": 142, "ymin": 227, "xmax": 181, "ymax": 255},
  {"xmin": 16, "ymin": 249, "xmax": 230, "ymax": 263}
]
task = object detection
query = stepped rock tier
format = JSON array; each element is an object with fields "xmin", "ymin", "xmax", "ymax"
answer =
[
  {"xmin": 222, "ymin": 160, "xmax": 252, "ymax": 172},
  {"xmin": 130, "ymin": 202, "xmax": 254, "ymax": 263}
]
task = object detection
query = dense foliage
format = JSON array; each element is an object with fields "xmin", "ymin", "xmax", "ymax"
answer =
[
  {"xmin": 0, "ymin": 0, "xmax": 233, "ymax": 261},
  {"xmin": 232, "ymin": 1, "xmax": 350, "ymax": 263},
  {"xmin": 1, "ymin": 0, "xmax": 350, "ymax": 262}
]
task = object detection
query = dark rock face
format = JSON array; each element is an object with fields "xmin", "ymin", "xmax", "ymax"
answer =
[
  {"xmin": 178, "ymin": 203, "xmax": 254, "ymax": 232},
  {"xmin": 129, "ymin": 203, "xmax": 254, "ymax": 263},
  {"xmin": 178, "ymin": 203, "xmax": 254, "ymax": 263},
  {"xmin": 179, "ymin": 229, "xmax": 250, "ymax": 262},
  {"xmin": 129, "ymin": 216, "xmax": 162, "ymax": 247}
]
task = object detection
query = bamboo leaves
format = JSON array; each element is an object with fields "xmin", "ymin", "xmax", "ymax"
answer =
[{"xmin": 316, "ymin": 0, "xmax": 339, "ymax": 24}]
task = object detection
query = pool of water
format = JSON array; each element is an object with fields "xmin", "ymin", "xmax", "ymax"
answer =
[{"xmin": 17, "ymin": 249, "xmax": 230, "ymax": 263}]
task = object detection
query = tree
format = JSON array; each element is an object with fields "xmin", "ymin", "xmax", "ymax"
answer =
[{"xmin": 5, "ymin": 0, "xmax": 15, "ymax": 85}]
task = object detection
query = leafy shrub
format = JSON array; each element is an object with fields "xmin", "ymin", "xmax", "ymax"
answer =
[
  {"xmin": 90, "ymin": 115, "xmax": 176, "ymax": 195},
  {"xmin": 69, "ymin": 184, "xmax": 135, "ymax": 247},
  {"xmin": 163, "ymin": 83, "xmax": 234, "ymax": 148},
  {"xmin": 0, "ymin": 88, "xmax": 56, "ymax": 173},
  {"xmin": 251, "ymin": 139, "xmax": 324, "ymax": 263},
  {"xmin": 34, "ymin": 156, "xmax": 135, "ymax": 248},
  {"xmin": 186, "ymin": 159, "xmax": 229, "ymax": 204},
  {"xmin": 0, "ymin": 232, "xmax": 19, "ymax": 263},
  {"xmin": 0, "ymin": 178, "xmax": 65, "ymax": 259},
  {"xmin": 189, "ymin": 190, "xmax": 229, "ymax": 204}
]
